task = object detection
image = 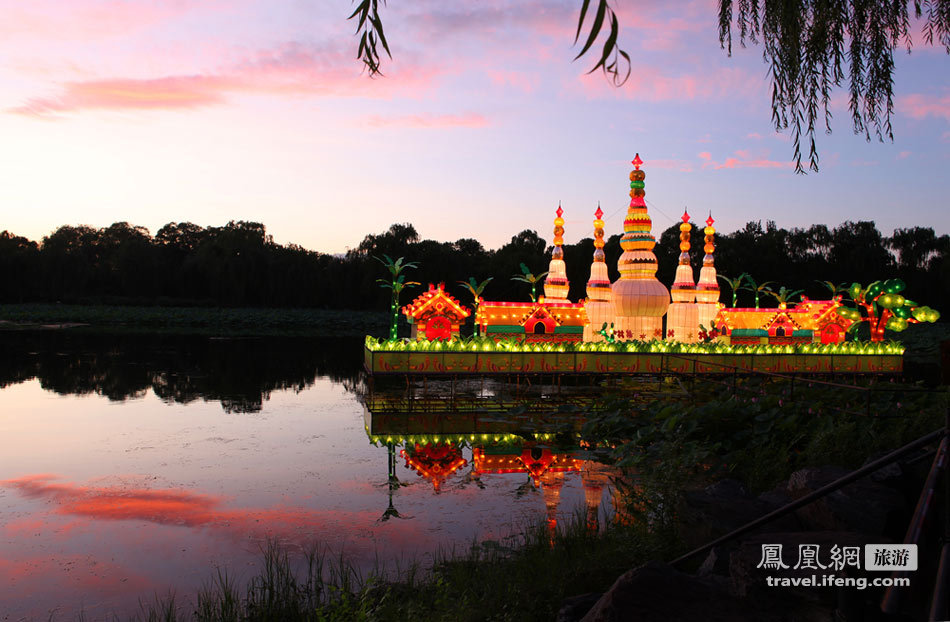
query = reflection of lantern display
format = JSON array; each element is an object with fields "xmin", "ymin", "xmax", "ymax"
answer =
[
  {"xmin": 666, "ymin": 210, "xmax": 699, "ymax": 343},
  {"xmin": 471, "ymin": 446, "xmax": 608, "ymax": 535},
  {"xmin": 401, "ymin": 283, "xmax": 470, "ymax": 341},
  {"xmin": 400, "ymin": 442, "xmax": 467, "ymax": 491},
  {"xmin": 584, "ymin": 204, "xmax": 613, "ymax": 341},
  {"xmin": 472, "ymin": 446, "xmax": 582, "ymax": 487},
  {"xmin": 610, "ymin": 155, "xmax": 670, "ymax": 340},
  {"xmin": 543, "ymin": 204, "xmax": 570, "ymax": 301}
]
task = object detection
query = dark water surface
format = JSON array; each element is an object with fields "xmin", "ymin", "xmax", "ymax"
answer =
[{"xmin": 0, "ymin": 333, "xmax": 614, "ymax": 620}]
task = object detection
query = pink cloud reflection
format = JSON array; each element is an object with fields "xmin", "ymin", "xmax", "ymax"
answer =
[{"xmin": 2, "ymin": 474, "xmax": 424, "ymax": 552}]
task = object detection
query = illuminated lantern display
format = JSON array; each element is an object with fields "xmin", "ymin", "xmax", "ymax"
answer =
[
  {"xmin": 584, "ymin": 204, "xmax": 614, "ymax": 342},
  {"xmin": 476, "ymin": 299, "xmax": 587, "ymax": 342},
  {"xmin": 543, "ymin": 203, "xmax": 570, "ymax": 301},
  {"xmin": 401, "ymin": 283, "xmax": 470, "ymax": 341},
  {"xmin": 610, "ymin": 154, "xmax": 670, "ymax": 340},
  {"xmin": 400, "ymin": 442, "xmax": 467, "ymax": 492},
  {"xmin": 714, "ymin": 298, "xmax": 852, "ymax": 345},
  {"xmin": 666, "ymin": 210, "xmax": 699, "ymax": 343},
  {"xmin": 695, "ymin": 213, "xmax": 723, "ymax": 332}
]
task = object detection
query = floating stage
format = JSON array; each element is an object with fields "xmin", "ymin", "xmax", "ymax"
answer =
[{"xmin": 363, "ymin": 340, "xmax": 904, "ymax": 377}]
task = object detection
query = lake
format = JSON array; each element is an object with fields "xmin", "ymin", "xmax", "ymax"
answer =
[{"xmin": 0, "ymin": 333, "xmax": 617, "ymax": 620}]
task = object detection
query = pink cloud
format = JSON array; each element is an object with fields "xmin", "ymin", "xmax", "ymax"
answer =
[
  {"xmin": 487, "ymin": 70, "xmax": 540, "ymax": 94},
  {"xmin": 0, "ymin": 1, "xmax": 205, "ymax": 41},
  {"xmin": 897, "ymin": 150, "xmax": 912, "ymax": 159},
  {"xmin": 646, "ymin": 158, "xmax": 694, "ymax": 172},
  {"xmin": 700, "ymin": 149, "xmax": 794, "ymax": 170},
  {"xmin": 9, "ymin": 42, "xmax": 447, "ymax": 117},
  {"xmin": 362, "ymin": 112, "xmax": 489, "ymax": 129},
  {"xmin": 576, "ymin": 63, "xmax": 760, "ymax": 103},
  {"xmin": 10, "ymin": 75, "xmax": 231, "ymax": 115},
  {"xmin": 698, "ymin": 151, "xmax": 711, "ymax": 160},
  {"xmin": 407, "ymin": 2, "xmax": 575, "ymax": 44},
  {"xmin": 898, "ymin": 93, "xmax": 950, "ymax": 121}
]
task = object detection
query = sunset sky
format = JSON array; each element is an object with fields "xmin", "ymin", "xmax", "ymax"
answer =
[{"xmin": 1, "ymin": 0, "xmax": 947, "ymax": 254}]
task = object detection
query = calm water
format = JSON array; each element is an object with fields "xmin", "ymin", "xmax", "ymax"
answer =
[{"xmin": 0, "ymin": 333, "xmax": 615, "ymax": 621}]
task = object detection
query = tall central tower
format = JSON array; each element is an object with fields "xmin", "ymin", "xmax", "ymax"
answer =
[{"xmin": 610, "ymin": 155, "xmax": 670, "ymax": 340}]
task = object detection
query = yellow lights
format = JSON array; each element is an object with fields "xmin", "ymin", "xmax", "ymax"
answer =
[{"xmin": 365, "ymin": 334, "xmax": 905, "ymax": 356}]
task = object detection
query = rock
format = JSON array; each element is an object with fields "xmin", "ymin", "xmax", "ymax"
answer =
[
  {"xmin": 757, "ymin": 485, "xmax": 794, "ymax": 509},
  {"xmin": 786, "ymin": 466, "xmax": 905, "ymax": 536},
  {"xmin": 556, "ymin": 592, "xmax": 602, "ymax": 622},
  {"xmin": 679, "ymin": 478, "xmax": 800, "ymax": 550},
  {"xmin": 580, "ymin": 561, "xmax": 757, "ymax": 622},
  {"xmin": 698, "ymin": 543, "xmax": 738, "ymax": 577}
]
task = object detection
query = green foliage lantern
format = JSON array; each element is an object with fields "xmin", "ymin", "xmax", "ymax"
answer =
[
  {"xmin": 375, "ymin": 254, "xmax": 420, "ymax": 340},
  {"xmin": 834, "ymin": 279, "xmax": 939, "ymax": 342},
  {"xmin": 511, "ymin": 263, "xmax": 548, "ymax": 303},
  {"xmin": 458, "ymin": 276, "xmax": 493, "ymax": 336}
]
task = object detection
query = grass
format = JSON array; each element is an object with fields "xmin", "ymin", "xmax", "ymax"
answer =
[
  {"xmin": 126, "ymin": 510, "xmax": 670, "ymax": 622},
  {"xmin": 0, "ymin": 304, "xmax": 390, "ymax": 337}
]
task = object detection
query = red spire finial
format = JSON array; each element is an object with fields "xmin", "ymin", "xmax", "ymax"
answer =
[
  {"xmin": 556, "ymin": 202, "xmax": 563, "ymax": 218},
  {"xmin": 706, "ymin": 212, "xmax": 715, "ymax": 227},
  {"xmin": 594, "ymin": 203, "xmax": 603, "ymax": 220},
  {"xmin": 681, "ymin": 209, "xmax": 690, "ymax": 224},
  {"xmin": 632, "ymin": 153, "xmax": 642, "ymax": 170}
]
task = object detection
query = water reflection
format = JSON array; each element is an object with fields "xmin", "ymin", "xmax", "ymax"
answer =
[
  {"xmin": 1, "ymin": 333, "xmax": 623, "ymax": 619},
  {"xmin": 0, "ymin": 332, "xmax": 364, "ymax": 412},
  {"xmin": 363, "ymin": 383, "xmax": 620, "ymax": 538}
]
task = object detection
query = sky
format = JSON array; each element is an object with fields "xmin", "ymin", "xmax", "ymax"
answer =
[{"xmin": 0, "ymin": 0, "xmax": 947, "ymax": 254}]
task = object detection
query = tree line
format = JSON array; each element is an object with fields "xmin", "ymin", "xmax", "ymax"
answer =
[{"xmin": 0, "ymin": 219, "xmax": 947, "ymax": 315}]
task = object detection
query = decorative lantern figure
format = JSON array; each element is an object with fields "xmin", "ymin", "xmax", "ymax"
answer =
[
  {"xmin": 695, "ymin": 213, "xmax": 722, "ymax": 332},
  {"xmin": 584, "ymin": 204, "xmax": 614, "ymax": 341},
  {"xmin": 543, "ymin": 203, "xmax": 570, "ymax": 301},
  {"xmin": 666, "ymin": 209, "xmax": 699, "ymax": 342}
]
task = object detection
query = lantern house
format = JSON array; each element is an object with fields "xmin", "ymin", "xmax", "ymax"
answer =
[
  {"xmin": 402, "ymin": 283, "xmax": 471, "ymax": 341},
  {"xmin": 476, "ymin": 298, "xmax": 588, "ymax": 342},
  {"xmin": 714, "ymin": 298, "xmax": 852, "ymax": 345}
]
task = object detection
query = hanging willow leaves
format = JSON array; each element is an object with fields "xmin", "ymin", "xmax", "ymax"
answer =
[
  {"xmin": 573, "ymin": 0, "xmax": 631, "ymax": 85},
  {"xmin": 348, "ymin": 0, "xmax": 631, "ymax": 85},
  {"xmin": 349, "ymin": 0, "xmax": 391, "ymax": 76},
  {"xmin": 719, "ymin": 0, "xmax": 950, "ymax": 173}
]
